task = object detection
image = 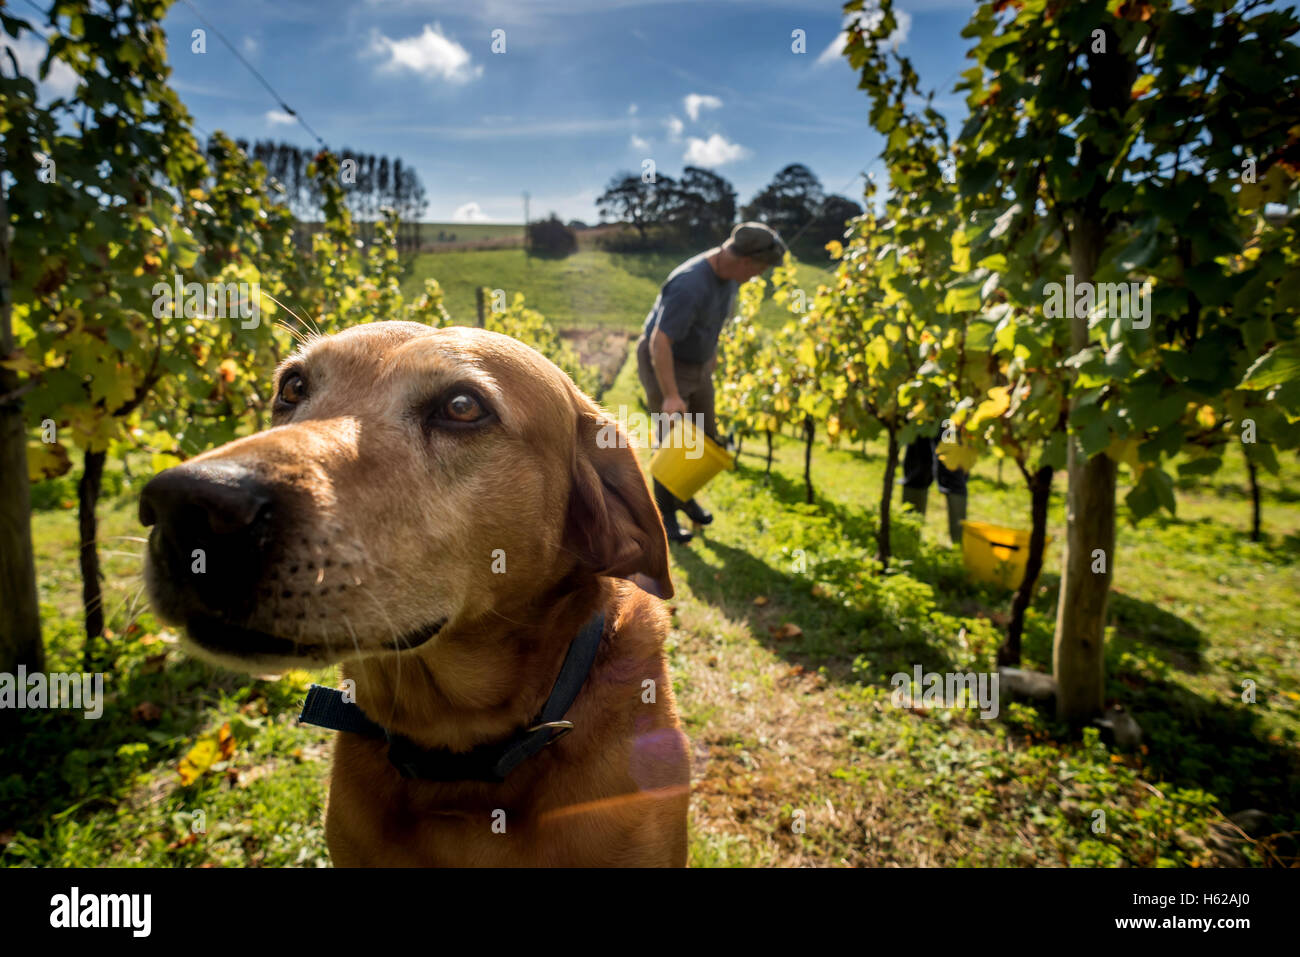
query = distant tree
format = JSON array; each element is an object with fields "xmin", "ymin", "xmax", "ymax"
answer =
[
  {"xmin": 244, "ymin": 140, "xmax": 427, "ymax": 246},
  {"xmin": 597, "ymin": 172, "xmax": 676, "ymax": 241},
  {"xmin": 567, "ymin": 219, "xmax": 589, "ymax": 230},
  {"xmin": 802, "ymin": 194, "xmax": 865, "ymax": 254},
  {"xmin": 742, "ymin": 163, "xmax": 825, "ymax": 238},
  {"xmin": 528, "ymin": 214, "xmax": 578, "ymax": 258},
  {"xmin": 673, "ymin": 166, "xmax": 738, "ymax": 245}
]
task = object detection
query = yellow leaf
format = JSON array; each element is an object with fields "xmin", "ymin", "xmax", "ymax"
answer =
[
  {"xmin": 178, "ymin": 722, "xmax": 235, "ymax": 785},
  {"xmin": 27, "ymin": 440, "xmax": 71, "ymax": 481},
  {"xmin": 1130, "ymin": 74, "xmax": 1155, "ymax": 99},
  {"xmin": 797, "ymin": 338, "xmax": 817, "ymax": 367},
  {"xmin": 178, "ymin": 738, "xmax": 218, "ymax": 786},
  {"xmin": 0, "ymin": 352, "xmax": 42, "ymax": 375},
  {"xmin": 1104, "ymin": 437, "xmax": 1141, "ymax": 469},
  {"xmin": 970, "ymin": 386, "xmax": 1011, "ymax": 427}
]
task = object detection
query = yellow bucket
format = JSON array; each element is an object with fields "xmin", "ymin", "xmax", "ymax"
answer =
[
  {"xmin": 936, "ymin": 442, "xmax": 978, "ymax": 471},
  {"xmin": 650, "ymin": 417, "xmax": 734, "ymax": 501},
  {"xmin": 961, "ymin": 521, "xmax": 1052, "ymax": 590}
]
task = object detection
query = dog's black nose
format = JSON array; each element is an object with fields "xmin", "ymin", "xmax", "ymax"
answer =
[{"xmin": 140, "ymin": 462, "xmax": 274, "ymax": 615}]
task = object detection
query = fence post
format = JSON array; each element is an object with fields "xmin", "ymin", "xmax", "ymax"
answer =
[{"xmin": 475, "ymin": 287, "xmax": 486, "ymax": 328}]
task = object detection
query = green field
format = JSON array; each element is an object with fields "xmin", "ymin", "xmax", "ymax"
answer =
[
  {"xmin": 401, "ymin": 247, "xmax": 834, "ymax": 331},
  {"xmin": 420, "ymin": 221, "xmax": 524, "ymax": 244}
]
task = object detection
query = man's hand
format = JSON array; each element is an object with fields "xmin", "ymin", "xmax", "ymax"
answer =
[{"xmin": 662, "ymin": 394, "xmax": 689, "ymax": 417}]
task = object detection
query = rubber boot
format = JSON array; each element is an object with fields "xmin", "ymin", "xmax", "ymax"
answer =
[
  {"xmin": 653, "ymin": 480, "xmax": 693, "ymax": 544},
  {"xmin": 901, "ymin": 486, "xmax": 928, "ymax": 517},
  {"xmin": 681, "ymin": 498, "xmax": 713, "ymax": 526},
  {"xmin": 945, "ymin": 493, "xmax": 967, "ymax": 546}
]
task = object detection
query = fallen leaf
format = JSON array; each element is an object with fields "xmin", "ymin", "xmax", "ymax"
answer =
[
  {"xmin": 132, "ymin": 701, "xmax": 162, "ymax": 722},
  {"xmin": 770, "ymin": 623, "xmax": 803, "ymax": 640},
  {"xmin": 217, "ymin": 722, "xmax": 235, "ymax": 761},
  {"xmin": 178, "ymin": 722, "xmax": 235, "ymax": 786},
  {"xmin": 753, "ymin": 596, "xmax": 769, "ymax": 607}
]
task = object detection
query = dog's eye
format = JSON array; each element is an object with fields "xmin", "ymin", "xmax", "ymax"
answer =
[
  {"xmin": 279, "ymin": 373, "xmax": 306, "ymax": 405},
  {"xmin": 444, "ymin": 393, "xmax": 485, "ymax": 423}
]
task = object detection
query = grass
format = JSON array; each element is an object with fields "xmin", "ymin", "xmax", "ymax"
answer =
[
  {"xmin": 420, "ymin": 222, "xmax": 524, "ymax": 245},
  {"xmin": 598, "ymin": 355, "xmax": 1300, "ymax": 867},
  {"xmin": 400, "ymin": 247, "xmax": 834, "ymax": 332},
  {"xmin": 4, "ymin": 303, "xmax": 1296, "ymax": 867}
]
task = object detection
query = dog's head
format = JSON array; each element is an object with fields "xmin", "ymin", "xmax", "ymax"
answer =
[{"xmin": 140, "ymin": 321, "xmax": 671, "ymax": 673}]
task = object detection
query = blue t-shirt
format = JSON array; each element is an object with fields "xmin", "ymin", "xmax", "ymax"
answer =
[{"xmin": 642, "ymin": 251, "xmax": 737, "ymax": 364}]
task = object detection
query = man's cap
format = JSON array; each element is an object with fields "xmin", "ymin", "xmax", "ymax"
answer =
[{"xmin": 724, "ymin": 221, "xmax": 787, "ymax": 267}]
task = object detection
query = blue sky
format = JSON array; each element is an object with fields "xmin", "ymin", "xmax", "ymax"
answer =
[{"xmin": 160, "ymin": 0, "xmax": 977, "ymax": 223}]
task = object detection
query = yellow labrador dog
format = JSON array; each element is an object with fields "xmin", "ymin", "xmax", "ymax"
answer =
[{"xmin": 140, "ymin": 321, "xmax": 689, "ymax": 866}]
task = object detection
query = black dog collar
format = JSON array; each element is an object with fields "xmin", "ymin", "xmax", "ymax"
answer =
[{"xmin": 297, "ymin": 610, "xmax": 606, "ymax": 783}]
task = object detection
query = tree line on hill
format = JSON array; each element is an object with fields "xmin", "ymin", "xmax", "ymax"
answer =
[
  {"xmin": 228, "ymin": 139, "xmax": 429, "ymax": 248},
  {"xmin": 595, "ymin": 163, "xmax": 864, "ymax": 257}
]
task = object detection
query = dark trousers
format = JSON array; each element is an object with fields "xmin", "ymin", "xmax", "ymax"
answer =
[
  {"xmin": 635, "ymin": 334, "xmax": 719, "ymax": 443},
  {"xmin": 902, "ymin": 436, "xmax": 967, "ymax": 496}
]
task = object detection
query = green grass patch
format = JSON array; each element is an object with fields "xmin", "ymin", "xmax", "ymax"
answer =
[{"xmin": 401, "ymin": 248, "xmax": 833, "ymax": 332}]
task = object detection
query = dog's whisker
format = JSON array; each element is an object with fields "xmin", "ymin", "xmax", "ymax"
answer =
[
  {"xmin": 274, "ymin": 318, "xmax": 309, "ymax": 346},
  {"xmin": 341, "ymin": 613, "xmax": 362, "ymax": 663},
  {"xmin": 262, "ymin": 291, "xmax": 317, "ymax": 342},
  {"xmin": 352, "ymin": 584, "xmax": 408, "ymax": 727}
]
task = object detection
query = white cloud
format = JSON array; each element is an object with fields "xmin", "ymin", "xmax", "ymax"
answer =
[
  {"xmin": 664, "ymin": 115, "xmax": 684, "ymax": 141},
  {"xmin": 683, "ymin": 93, "xmax": 723, "ymax": 122},
  {"xmin": 453, "ymin": 202, "xmax": 491, "ymax": 222},
  {"xmin": 628, "ymin": 103, "xmax": 638, "ymax": 115},
  {"xmin": 241, "ymin": 35, "xmax": 260, "ymax": 57},
  {"xmin": 629, "ymin": 134, "xmax": 651, "ymax": 152},
  {"xmin": 683, "ymin": 134, "xmax": 749, "ymax": 167},
  {"xmin": 369, "ymin": 23, "xmax": 483, "ymax": 84},
  {"xmin": 818, "ymin": 7, "xmax": 911, "ymax": 65},
  {"xmin": 2, "ymin": 32, "xmax": 78, "ymax": 99},
  {"xmin": 265, "ymin": 109, "xmax": 296, "ymax": 126}
]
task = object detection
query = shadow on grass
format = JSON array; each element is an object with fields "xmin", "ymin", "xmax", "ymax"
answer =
[
  {"xmin": 1116, "ymin": 671, "xmax": 1300, "ymax": 825},
  {"xmin": 1178, "ymin": 476, "xmax": 1300, "ymax": 506},
  {"xmin": 0, "ymin": 645, "xmax": 297, "ymax": 849},
  {"xmin": 670, "ymin": 535, "xmax": 959, "ymax": 681}
]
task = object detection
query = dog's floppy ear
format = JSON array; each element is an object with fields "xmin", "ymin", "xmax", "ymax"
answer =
[{"xmin": 566, "ymin": 410, "xmax": 673, "ymax": 599}]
